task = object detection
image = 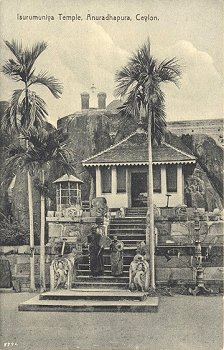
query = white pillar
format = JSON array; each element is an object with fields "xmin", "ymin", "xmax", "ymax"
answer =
[
  {"xmin": 177, "ymin": 164, "xmax": 183, "ymax": 204},
  {"xmin": 111, "ymin": 166, "xmax": 117, "ymax": 194},
  {"xmin": 161, "ymin": 165, "xmax": 167, "ymax": 207},
  {"xmin": 96, "ymin": 167, "xmax": 101, "ymax": 196}
]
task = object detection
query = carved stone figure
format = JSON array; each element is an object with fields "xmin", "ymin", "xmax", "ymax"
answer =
[
  {"xmin": 133, "ymin": 263, "xmax": 145, "ymax": 291},
  {"xmin": 50, "ymin": 257, "xmax": 73, "ymax": 290},
  {"xmin": 91, "ymin": 197, "xmax": 108, "ymax": 217},
  {"xmin": 136, "ymin": 241, "xmax": 147, "ymax": 257},
  {"xmin": 129, "ymin": 254, "xmax": 150, "ymax": 292},
  {"xmin": 185, "ymin": 172, "xmax": 207, "ymax": 209}
]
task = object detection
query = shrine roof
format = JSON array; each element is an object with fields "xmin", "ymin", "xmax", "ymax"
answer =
[
  {"xmin": 82, "ymin": 128, "xmax": 196, "ymax": 167},
  {"xmin": 53, "ymin": 174, "xmax": 84, "ymax": 183}
]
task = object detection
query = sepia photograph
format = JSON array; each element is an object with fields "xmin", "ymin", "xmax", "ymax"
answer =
[{"xmin": 0, "ymin": 0, "xmax": 223, "ymax": 349}]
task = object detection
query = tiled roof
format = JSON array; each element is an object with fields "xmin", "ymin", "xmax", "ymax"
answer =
[{"xmin": 82, "ymin": 129, "xmax": 196, "ymax": 167}]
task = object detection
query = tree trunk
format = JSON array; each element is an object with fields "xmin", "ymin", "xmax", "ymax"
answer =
[
  {"xmin": 146, "ymin": 113, "xmax": 156, "ymax": 289},
  {"xmin": 40, "ymin": 169, "xmax": 46, "ymax": 292},
  {"xmin": 27, "ymin": 171, "xmax": 36, "ymax": 291}
]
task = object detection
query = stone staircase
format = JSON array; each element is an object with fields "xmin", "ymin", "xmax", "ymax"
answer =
[
  {"xmin": 18, "ymin": 208, "xmax": 159, "ymax": 312},
  {"xmin": 73, "ymin": 213, "xmax": 147, "ymax": 290},
  {"xmin": 126, "ymin": 207, "xmax": 148, "ymax": 217},
  {"xmin": 19, "ymin": 289, "xmax": 158, "ymax": 312}
]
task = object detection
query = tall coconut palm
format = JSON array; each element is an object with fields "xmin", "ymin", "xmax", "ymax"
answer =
[
  {"xmin": 4, "ymin": 126, "xmax": 74, "ymax": 291},
  {"xmin": 115, "ymin": 39, "xmax": 182, "ymax": 289},
  {"xmin": 2, "ymin": 40, "xmax": 63, "ymax": 291}
]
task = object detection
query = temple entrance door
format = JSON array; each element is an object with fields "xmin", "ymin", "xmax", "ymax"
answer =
[{"xmin": 131, "ymin": 172, "xmax": 147, "ymax": 207}]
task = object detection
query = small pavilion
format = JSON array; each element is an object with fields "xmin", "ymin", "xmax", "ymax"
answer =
[{"xmin": 53, "ymin": 174, "xmax": 84, "ymax": 212}]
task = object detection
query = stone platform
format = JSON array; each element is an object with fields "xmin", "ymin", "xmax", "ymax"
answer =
[{"xmin": 18, "ymin": 289, "xmax": 159, "ymax": 313}]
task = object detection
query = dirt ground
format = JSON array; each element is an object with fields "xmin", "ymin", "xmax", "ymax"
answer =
[{"xmin": 0, "ymin": 293, "xmax": 223, "ymax": 350}]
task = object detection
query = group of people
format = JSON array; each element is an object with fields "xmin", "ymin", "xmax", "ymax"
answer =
[
  {"xmin": 87, "ymin": 225, "xmax": 124, "ymax": 277},
  {"xmin": 87, "ymin": 225, "xmax": 150, "ymax": 292}
]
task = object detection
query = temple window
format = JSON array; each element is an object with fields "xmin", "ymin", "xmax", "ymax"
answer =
[
  {"xmin": 166, "ymin": 165, "xmax": 177, "ymax": 192},
  {"xmin": 101, "ymin": 167, "xmax": 112, "ymax": 193},
  {"xmin": 117, "ymin": 167, "xmax": 126, "ymax": 193},
  {"xmin": 153, "ymin": 165, "xmax": 161, "ymax": 193}
]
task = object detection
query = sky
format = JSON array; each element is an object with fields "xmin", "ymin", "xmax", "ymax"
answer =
[{"xmin": 0, "ymin": 0, "xmax": 223, "ymax": 126}]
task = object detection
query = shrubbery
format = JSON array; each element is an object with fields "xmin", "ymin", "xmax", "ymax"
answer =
[{"xmin": 0, "ymin": 214, "xmax": 29, "ymax": 245}]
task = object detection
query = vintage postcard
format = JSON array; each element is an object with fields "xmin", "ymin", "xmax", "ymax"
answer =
[{"xmin": 0, "ymin": 0, "xmax": 223, "ymax": 350}]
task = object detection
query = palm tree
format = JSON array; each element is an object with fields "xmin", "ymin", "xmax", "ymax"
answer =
[
  {"xmin": 4, "ymin": 126, "xmax": 74, "ymax": 291},
  {"xmin": 2, "ymin": 40, "xmax": 62, "ymax": 132},
  {"xmin": 2, "ymin": 40, "xmax": 63, "ymax": 291},
  {"xmin": 115, "ymin": 39, "xmax": 182, "ymax": 289}
]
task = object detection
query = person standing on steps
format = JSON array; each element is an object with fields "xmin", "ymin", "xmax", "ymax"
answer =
[
  {"xmin": 87, "ymin": 225, "xmax": 104, "ymax": 277},
  {"xmin": 110, "ymin": 235, "xmax": 124, "ymax": 276}
]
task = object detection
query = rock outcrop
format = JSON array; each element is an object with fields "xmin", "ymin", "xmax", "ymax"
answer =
[
  {"xmin": 182, "ymin": 134, "xmax": 223, "ymax": 210},
  {"xmin": 58, "ymin": 111, "xmax": 113, "ymax": 200}
]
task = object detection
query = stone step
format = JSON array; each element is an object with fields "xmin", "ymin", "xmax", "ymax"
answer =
[
  {"xmin": 39, "ymin": 289, "xmax": 147, "ymax": 301},
  {"xmin": 110, "ymin": 224, "xmax": 146, "ymax": 228},
  {"xmin": 76, "ymin": 275, "xmax": 129, "ymax": 283},
  {"xmin": 109, "ymin": 227, "xmax": 146, "ymax": 231},
  {"xmin": 82, "ymin": 247, "xmax": 138, "ymax": 254},
  {"xmin": 72, "ymin": 281, "xmax": 128, "ymax": 289},
  {"xmin": 126, "ymin": 213, "xmax": 147, "ymax": 216},
  {"xmin": 18, "ymin": 295, "xmax": 159, "ymax": 312},
  {"xmin": 77, "ymin": 269, "xmax": 129, "ymax": 277},
  {"xmin": 111, "ymin": 219, "xmax": 146, "ymax": 224},
  {"xmin": 108, "ymin": 239, "xmax": 144, "ymax": 246},
  {"xmin": 80, "ymin": 256, "xmax": 136, "ymax": 265},
  {"xmin": 127, "ymin": 211, "xmax": 147, "ymax": 213},
  {"xmin": 126, "ymin": 209, "xmax": 147, "ymax": 211},
  {"xmin": 109, "ymin": 228, "xmax": 146, "ymax": 233},
  {"xmin": 126, "ymin": 210, "xmax": 147, "ymax": 213},
  {"xmin": 108, "ymin": 234, "xmax": 146, "ymax": 241},
  {"xmin": 0, "ymin": 287, "xmax": 15, "ymax": 293},
  {"xmin": 78, "ymin": 264, "xmax": 130, "ymax": 271},
  {"xmin": 128, "ymin": 213, "xmax": 146, "ymax": 219}
]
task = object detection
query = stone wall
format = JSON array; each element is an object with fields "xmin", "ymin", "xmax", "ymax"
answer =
[
  {"xmin": 1, "ymin": 217, "xmax": 223, "ymax": 291},
  {"xmin": 154, "ymin": 218, "xmax": 224, "ymax": 287}
]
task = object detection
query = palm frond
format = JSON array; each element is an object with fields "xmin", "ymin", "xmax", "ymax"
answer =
[
  {"xmin": 157, "ymin": 58, "xmax": 182, "ymax": 86},
  {"xmin": 30, "ymin": 41, "xmax": 48, "ymax": 62},
  {"xmin": 4, "ymin": 40, "xmax": 23, "ymax": 64},
  {"xmin": 1, "ymin": 107, "xmax": 13, "ymax": 133},
  {"xmin": 114, "ymin": 65, "xmax": 136, "ymax": 97},
  {"xmin": 23, "ymin": 41, "xmax": 48, "ymax": 76},
  {"xmin": 19, "ymin": 92, "xmax": 48, "ymax": 129},
  {"xmin": 29, "ymin": 71, "xmax": 63, "ymax": 98},
  {"xmin": 3, "ymin": 143, "xmax": 27, "ymax": 178},
  {"xmin": 1, "ymin": 89, "xmax": 24, "ymax": 133},
  {"xmin": 14, "ymin": 126, "xmax": 75, "ymax": 173},
  {"xmin": 2, "ymin": 59, "xmax": 25, "ymax": 81}
]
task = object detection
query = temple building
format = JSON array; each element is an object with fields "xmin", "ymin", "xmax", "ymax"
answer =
[{"xmin": 82, "ymin": 127, "xmax": 196, "ymax": 209}]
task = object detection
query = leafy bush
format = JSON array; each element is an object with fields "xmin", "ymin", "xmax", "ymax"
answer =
[{"xmin": 0, "ymin": 214, "xmax": 29, "ymax": 245}]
